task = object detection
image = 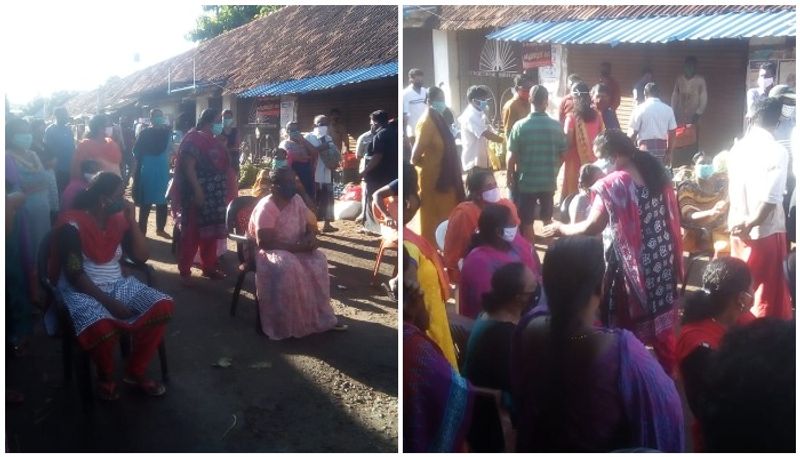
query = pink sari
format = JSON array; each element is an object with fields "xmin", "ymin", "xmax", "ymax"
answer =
[
  {"xmin": 247, "ymin": 194, "xmax": 337, "ymax": 340},
  {"xmin": 458, "ymin": 234, "xmax": 541, "ymax": 319}
]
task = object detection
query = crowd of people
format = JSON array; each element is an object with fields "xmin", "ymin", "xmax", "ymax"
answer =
[
  {"xmin": 7, "ymin": 102, "xmax": 399, "ymax": 402},
  {"xmin": 402, "ymin": 60, "xmax": 796, "ymax": 451}
]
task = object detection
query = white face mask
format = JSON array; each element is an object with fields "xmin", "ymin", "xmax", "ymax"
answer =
[
  {"xmin": 502, "ymin": 226, "xmax": 517, "ymax": 242},
  {"xmin": 104, "ymin": 126, "xmax": 114, "ymax": 137},
  {"xmin": 481, "ymin": 187, "xmax": 501, "ymax": 203},
  {"xmin": 757, "ymin": 76, "xmax": 774, "ymax": 91},
  {"xmin": 782, "ymin": 104, "xmax": 796, "ymax": 119},
  {"xmin": 83, "ymin": 173, "xmax": 95, "ymax": 182},
  {"xmin": 315, "ymin": 126, "xmax": 328, "ymax": 137}
]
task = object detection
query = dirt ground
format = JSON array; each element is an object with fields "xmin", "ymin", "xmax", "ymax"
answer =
[{"xmin": 5, "ymin": 211, "xmax": 398, "ymax": 452}]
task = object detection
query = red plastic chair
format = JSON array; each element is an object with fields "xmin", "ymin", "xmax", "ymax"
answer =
[{"xmin": 371, "ymin": 196, "xmax": 398, "ymax": 285}]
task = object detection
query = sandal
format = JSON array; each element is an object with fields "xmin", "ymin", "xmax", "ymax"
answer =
[
  {"xmin": 332, "ymin": 323, "xmax": 349, "ymax": 332},
  {"xmin": 202, "ymin": 269, "xmax": 227, "ymax": 280},
  {"xmin": 97, "ymin": 381, "xmax": 120, "ymax": 401},
  {"xmin": 123, "ymin": 377, "xmax": 167, "ymax": 397}
]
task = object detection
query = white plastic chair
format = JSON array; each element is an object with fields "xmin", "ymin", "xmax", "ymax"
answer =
[{"xmin": 435, "ymin": 220, "xmax": 449, "ymax": 252}]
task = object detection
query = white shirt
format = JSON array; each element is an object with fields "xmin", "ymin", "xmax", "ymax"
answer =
[
  {"xmin": 727, "ymin": 126, "xmax": 788, "ymax": 239},
  {"xmin": 458, "ymin": 103, "xmax": 490, "ymax": 171},
  {"xmin": 403, "ymin": 85, "xmax": 428, "ymax": 138},
  {"xmin": 355, "ymin": 130, "xmax": 374, "ymax": 173},
  {"xmin": 628, "ymin": 97, "xmax": 677, "ymax": 141},
  {"xmin": 305, "ymin": 132, "xmax": 334, "ymax": 184}
]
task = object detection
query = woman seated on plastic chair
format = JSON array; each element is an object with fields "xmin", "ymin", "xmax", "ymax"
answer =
[
  {"xmin": 247, "ymin": 167, "xmax": 346, "ymax": 339},
  {"xmin": 53, "ymin": 172, "xmax": 173, "ymax": 400}
]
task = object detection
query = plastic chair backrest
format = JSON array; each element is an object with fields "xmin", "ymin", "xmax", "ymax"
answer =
[
  {"xmin": 435, "ymin": 220, "xmax": 448, "ymax": 252},
  {"xmin": 226, "ymin": 196, "xmax": 258, "ymax": 236}
]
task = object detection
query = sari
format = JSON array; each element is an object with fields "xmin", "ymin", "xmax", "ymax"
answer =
[
  {"xmin": 442, "ymin": 199, "xmax": 520, "ymax": 283},
  {"xmin": 590, "ymin": 171, "xmax": 684, "ymax": 373},
  {"xmin": 6, "ymin": 157, "xmax": 33, "ymax": 346},
  {"xmin": 7, "ymin": 148, "xmax": 51, "ymax": 274},
  {"xmin": 404, "ymin": 227, "xmax": 458, "ymax": 368},
  {"xmin": 674, "ymin": 166, "xmax": 729, "ymax": 256},
  {"xmin": 247, "ymin": 194, "xmax": 337, "ymax": 340},
  {"xmin": 512, "ymin": 327, "xmax": 684, "ymax": 452},
  {"xmin": 413, "ymin": 109, "xmax": 465, "ymax": 245},
  {"xmin": 562, "ymin": 111, "xmax": 604, "ymax": 200},
  {"xmin": 458, "ymin": 234, "xmax": 541, "ymax": 319},
  {"xmin": 403, "ymin": 323, "xmax": 474, "ymax": 452}
]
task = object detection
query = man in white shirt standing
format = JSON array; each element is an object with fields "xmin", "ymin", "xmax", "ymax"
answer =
[
  {"xmin": 306, "ymin": 114, "xmax": 340, "ymax": 233},
  {"xmin": 746, "ymin": 62, "xmax": 777, "ymax": 122},
  {"xmin": 629, "ymin": 83, "xmax": 677, "ymax": 166},
  {"xmin": 727, "ymin": 97, "xmax": 792, "ymax": 320},
  {"xmin": 458, "ymin": 85, "xmax": 505, "ymax": 173},
  {"xmin": 402, "ymin": 68, "xmax": 428, "ymax": 147}
]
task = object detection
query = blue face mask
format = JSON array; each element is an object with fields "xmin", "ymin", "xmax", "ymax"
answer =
[
  {"xmin": 476, "ymin": 99, "xmax": 489, "ymax": 111},
  {"xmin": 212, "ymin": 123, "xmax": 224, "ymax": 136},
  {"xmin": 431, "ymin": 100, "xmax": 447, "ymax": 114},
  {"xmin": 11, "ymin": 133, "xmax": 33, "ymax": 151},
  {"xmin": 152, "ymin": 116, "xmax": 166, "ymax": 126},
  {"xmin": 274, "ymin": 159, "xmax": 288, "ymax": 169},
  {"xmin": 695, "ymin": 163, "xmax": 714, "ymax": 180},
  {"xmin": 223, "ymin": 118, "xmax": 234, "ymax": 128}
]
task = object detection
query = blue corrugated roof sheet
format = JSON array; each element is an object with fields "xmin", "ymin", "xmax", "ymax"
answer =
[
  {"xmin": 487, "ymin": 10, "xmax": 796, "ymax": 44},
  {"xmin": 238, "ymin": 62, "xmax": 398, "ymax": 97}
]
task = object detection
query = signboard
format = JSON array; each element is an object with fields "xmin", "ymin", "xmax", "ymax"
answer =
[
  {"xmin": 280, "ymin": 99, "xmax": 296, "ymax": 129},
  {"xmin": 251, "ymin": 98, "xmax": 280, "ymax": 129},
  {"xmin": 522, "ymin": 43, "xmax": 552, "ymax": 70}
]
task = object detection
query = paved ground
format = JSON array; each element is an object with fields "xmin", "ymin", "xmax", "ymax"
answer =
[{"xmin": 5, "ymin": 213, "xmax": 398, "ymax": 452}]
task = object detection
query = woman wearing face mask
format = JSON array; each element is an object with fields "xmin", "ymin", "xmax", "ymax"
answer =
[
  {"xmin": 246, "ymin": 167, "xmax": 345, "ymax": 339},
  {"xmin": 462, "ymin": 262, "xmax": 538, "ymax": 452},
  {"xmin": 675, "ymin": 152, "xmax": 730, "ymax": 257},
  {"xmin": 71, "ymin": 114, "xmax": 122, "ymax": 179},
  {"xmin": 442, "ymin": 168, "xmax": 519, "ymax": 284},
  {"xmin": 542, "ymin": 129, "xmax": 684, "ymax": 376},
  {"xmin": 170, "ymin": 108, "xmax": 231, "ymax": 284},
  {"xmin": 676, "ymin": 257, "xmax": 754, "ymax": 451},
  {"xmin": 561, "ymin": 82, "xmax": 605, "ymax": 200},
  {"xmin": 411, "ymin": 86, "xmax": 466, "ymax": 246},
  {"xmin": 52, "ymin": 172, "xmax": 174, "ymax": 399},
  {"xmin": 512, "ymin": 236, "xmax": 683, "ymax": 452},
  {"xmin": 459, "ymin": 204, "xmax": 541, "ymax": 320},
  {"xmin": 6, "ymin": 117, "xmax": 52, "ymax": 351},
  {"xmin": 132, "ymin": 109, "xmax": 173, "ymax": 239}
]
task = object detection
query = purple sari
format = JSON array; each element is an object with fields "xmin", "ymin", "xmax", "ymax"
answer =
[
  {"xmin": 404, "ymin": 323, "xmax": 474, "ymax": 452},
  {"xmin": 511, "ymin": 325, "xmax": 684, "ymax": 451}
]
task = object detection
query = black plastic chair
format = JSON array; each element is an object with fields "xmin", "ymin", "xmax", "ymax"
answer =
[
  {"xmin": 680, "ymin": 224, "xmax": 715, "ymax": 295},
  {"xmin": 38, "ymin": 231, "xmax": 168, "ymax": 408},
  {"xmin": 225, "ymin": 196, "xmax": 261, "ymax": 331}
]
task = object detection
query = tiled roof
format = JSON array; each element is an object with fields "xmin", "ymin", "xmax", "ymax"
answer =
[{"xmin": 66, "ymin": 5, "xmax": 398, "ymax": 115}]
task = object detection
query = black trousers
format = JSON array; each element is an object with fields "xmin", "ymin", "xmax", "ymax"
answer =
[
  {"xmin": 139, "ymin": 204, "xmax": 168, "ymax": 234},
  {"xmin": 315, "ymin": 183, "xmax": 334, "ymax": 223}
]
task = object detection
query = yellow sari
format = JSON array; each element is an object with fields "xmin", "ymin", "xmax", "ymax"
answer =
[{"xmin": 404, "ymin": 236, "xmax": 458, "ymax": 369}]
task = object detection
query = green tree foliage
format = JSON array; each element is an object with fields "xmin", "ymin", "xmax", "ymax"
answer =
[{"xmin": 186, "ymin": 5, "xmax": 282, "ymax": 42}]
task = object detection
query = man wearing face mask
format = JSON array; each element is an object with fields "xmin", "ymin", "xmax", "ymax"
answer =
[
  {"xmin": 746, "ymin": 62, "xmax": 777, "ymax": 122},
  {"xmin": 459, "ymin": 85, "xmax": 505, "ymax": 173},
  {"xmin": 727, "ymin": 98, "xmax": 792, "ymax": 320},
  {"xmin": 71, "ymin": 114, "xmax": 123, "ymax": 179},
  {"xmin": 45, "ymin": 106, "xmax": 76, "ymax": 194},
  {"xmin": 769, "ymin": 85, "xmax": 797, "ymax": 247},
  {"xmin": 280, "ymin": 121, "xmax": 321, "ymax": 199},
  {"xmin": 361, "ymin": 111, "xmax": 398, "ymax": 235},
  {"xmin": 305, "ymin": 115, "xmax": 340, "ymax": 233},
  {"xmin": 132, "ymin": 109, "xmax": 173, "ymax": 239},
  {"xmin": 507, "ymin": 85, "xmax": 567, "ymax": 242},
  {"xmin": 671, "ymin": 56, "xmax": 707, "ymax": 127},
  {"xmin": 403, "ymin": 68, "xmax": 428, "ymax": 145},
  {"xmin": 219, "ymin": 109, "xmax": 241, "ymax": 175}
]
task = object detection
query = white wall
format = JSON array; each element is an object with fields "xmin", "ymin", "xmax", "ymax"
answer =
[{"xmin": 432, "ymin": 29, "xmax": 461, "ymax": 114}]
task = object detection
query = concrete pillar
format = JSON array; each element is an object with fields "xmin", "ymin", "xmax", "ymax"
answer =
[
  {"xmin": 222, "ymin": 93, "xmax": 237, "ymax": 119},
  {"xmin": 433, "ymin": 29, "xmax": 462, "ymax": 114}
]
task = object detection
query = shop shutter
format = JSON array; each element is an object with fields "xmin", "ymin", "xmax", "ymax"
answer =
[{"xmin": 566, "ymin": 40, "xmax": 749, "ymax": 159}]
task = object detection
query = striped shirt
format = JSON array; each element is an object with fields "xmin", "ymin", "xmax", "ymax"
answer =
[{"xmin": 507, "ymin": 112, "xmax": 567, "ymax": 193}]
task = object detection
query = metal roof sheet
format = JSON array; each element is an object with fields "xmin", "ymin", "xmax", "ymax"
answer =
[
  {"xmin": 237, "ymin": 62, "xmax": 398, "ymax": 97},
  {"xmin": 487, "ymin": 10, "xmax": 796, "ymax": 45}
]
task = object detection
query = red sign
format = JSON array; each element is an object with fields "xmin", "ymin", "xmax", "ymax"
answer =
[
  {"xmin": 252, "ymin": 98, "xmax": 280, "ymax": 129},
  {"xmin": 522, "ymin": 43, "xmax": 552, "ymax": 69}
]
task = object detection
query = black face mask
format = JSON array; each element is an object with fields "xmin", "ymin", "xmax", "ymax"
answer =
[{"xmin": 276, "ymin": 186, "xmax": 297, "ymax": 200}]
